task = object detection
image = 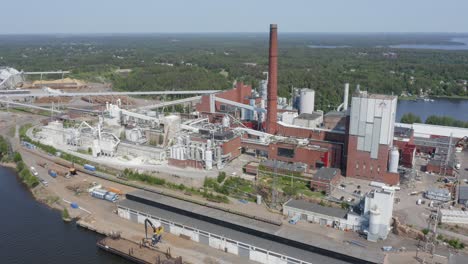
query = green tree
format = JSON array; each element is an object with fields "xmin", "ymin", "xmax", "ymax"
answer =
[
  {"xmin": 400, "ymin": 113, "xmax": 422, "ymax": 124},
  {"xmin": 13, "ymin": 152, "xmax": 22, "ymax": 163}
]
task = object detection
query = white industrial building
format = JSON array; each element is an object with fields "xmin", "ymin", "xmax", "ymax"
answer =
[
  {"xmin": 283, "ymin": 199, "xmax": 361, "ymax": 231},
  {"xmin": 0, "ymin": 67, "xmax": 23, "ymax": 90},
  {"xmin": 292, "ymin": 112, "xmax": 324, "ymax": 129},
  {"xmin": 39, "ymin": 120, "xmax": 120, "ymax": 157},
  {"xmin": 439, "ymin": 209, "xmax": 468, "ymax": 225},
  {"xmin": 349, "ymin": 92, "xmax": 398, "ymax": 160},
  {"xmin": 363, "ymin": 189, "xmax": 395, "ymax": 242},
  {"xmin": 395, "ymin": 122, "xmax": 468, "ymax": 139},
  {"xmin": 283, "ymin": 187, "xmax": 395, "ymax": 242},
  {"xmin": 425, "ymin": 188, "xmax": 451, "ymax": 202}
]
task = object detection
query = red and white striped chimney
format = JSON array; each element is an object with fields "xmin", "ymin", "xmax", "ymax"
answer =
[{"xmin": 266, "ymin": 24, "xmax": 278, "ymax": 134}]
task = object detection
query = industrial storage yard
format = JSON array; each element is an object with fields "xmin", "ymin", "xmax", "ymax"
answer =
[{"xmin": 1, "ymin": 24, "xmax": 468, "ymax": 264}]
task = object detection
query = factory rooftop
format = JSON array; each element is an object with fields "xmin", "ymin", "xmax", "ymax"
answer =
[
  {"xmin": 284, "ymin": 199, "xmax": 348, "ymax": 219},
  {"xmin": 296, "ymin": 112, "xmax": 323, "ymax": 120},
  {"xmin": 414, "ymin": 137, "xmax": 454, "ymax": 149},
  {"xmin": 393, "ymin": 126, "xmax": 412, "ymax": 139},
  {"xmin": 261, "ymin": 159, "xmax": 307, "ymax": 173},
  {"xmin": 324, "ymin": 111, "xmax": 346, "ymax": 117},
  {"xmin": 313, "ymin": 167, "xmax": 340, "ymax": 181},
  {"xmin": 459, "ymin": 186, "xmax": 468, "ymax": 201},
  {"xmin": 118, "ymin": 199, "xmax": 353, "ymax": 264},
  {"xmin": 120, "ymin": 190, "xmax": 384, "ymax": 263},
  {"xmin": 126, "ymin": 189, "xmax": 282, "ymax": 232}
]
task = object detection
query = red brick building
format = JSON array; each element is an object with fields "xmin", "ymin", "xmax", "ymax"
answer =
[
  {"xmin": 345, "ymin": 93, "xmax": 400, "ymax": 185},
  {"xmin": 310, "ymin": 167, "xmax": 341, "ymax": 194},
  {"xmin": 346, "ymin": 135, "xmax": 399, "ymax": 185}
]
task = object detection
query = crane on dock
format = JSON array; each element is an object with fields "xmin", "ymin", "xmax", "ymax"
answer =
[{"xmin": 143, "ymin": 218, "xmax": 164, "ymax": 247}]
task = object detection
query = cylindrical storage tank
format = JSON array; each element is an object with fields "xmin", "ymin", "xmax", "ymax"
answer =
[
  {"xmin": 130, "ymin": 130, "xmax": 138, "ymax": 142},
  {"xmin": 222, "ymin": 115, "xmax": 230, "ymax": 127},
  {"xmin": 190, "ymin": 147, "xmax": 195, "ymax": 159},
  {"xmin": 195, "ymin": 149, "xmax": 201, "ymax": 160},
  {"xmin": 176, "ymin": 147, "xmax": 181, "ymax": 160},
  {"xmin": 369, "ymin": 207, "xmax": 381, "ymax": 235},
  {"xmin": 300, "ymin": 89, "xmax": 315, "ymax": 114},
  {"xmin": 181, "ymin": 148, "xmax": 186, "ymax": 160},
  {"xmin": 389, "ymin": 147, "xmax": 399, "ymax": 173},
  {"xmin": 205, "ymin": 150, "xmax": 213, "ymax": 170},
  {"xmin": 343, "ymin": 83, "xmax": 350, "ymax": 111}
]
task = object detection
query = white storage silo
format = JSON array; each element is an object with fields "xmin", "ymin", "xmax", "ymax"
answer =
[
  {"xmin": 369, "ymin": 206, "xmax": 381, "ymax": 236},
  {"xmin": 300, "ymin": 89, "xmax": 315, "ymax": 114},
  {"xmin": 343, "ymin": 83, "xmax": 349, "ymax": 111},
  {"xmin": 388, "ymin": 147, "xmax": 399, "ymax": 173},
  {"xmin": 222, "ymin": 115, "xmax": 230, "ymax": 127},
  {"xmin": 176, "ymin": 147, "xmax": 181, "ymax": 160},
  {"xmin": 205, "ymin": 149, "xmax": 213, "ymax": 170}
]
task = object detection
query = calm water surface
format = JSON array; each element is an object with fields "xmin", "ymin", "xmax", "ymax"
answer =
[
  {"xmin": 0, "ymin": 166, "xmax": 130, "ymax": 264},
  {"xmin": 396, "ymin": 98, "xmax": 468, "ymax": 122},
  {"xmin": 390, "ymin": 38, "xmax": 468, "ymax": 50}
]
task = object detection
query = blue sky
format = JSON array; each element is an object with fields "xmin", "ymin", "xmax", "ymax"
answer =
[{"xmin": 1, "ymin": 0, "xmax": 467, "ymax": 33}]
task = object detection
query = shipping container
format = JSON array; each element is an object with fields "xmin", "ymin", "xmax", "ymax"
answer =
[
  {"xmin": 48, "ymin": 169, "xmax": 57, "ymax": 178},
  {"xmin": 91, "ymin": 188, "xmax": 108, "ymax": 199},
  {"xmin": 84, "ymin": 164, "xmax": 96, "ymax": 171},
  {"xmin": 106, "ymin": 187, "xmax": 123, "ymax": 195},
  {"xmin": 91, "ymin": 188, "xmax": 118, "ymax": 202}
]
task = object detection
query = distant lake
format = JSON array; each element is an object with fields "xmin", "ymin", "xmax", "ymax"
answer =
[
  {"xmin": 307, "ymin": 38, "xmax": 468, "ymax": 50},
  {"xmin": 308, "ymin": 45, "xmax": 350, "ymax": 49},
  {"xmin": 389, "ymin": 38, "xmax": 468, "ymax": 50},
  {"xmin": 396, "ymin": 98, "xmax": 468, "ymax": 122}
]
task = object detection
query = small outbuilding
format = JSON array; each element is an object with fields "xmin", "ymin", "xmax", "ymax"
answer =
[
  {"xmin": 310, "ymin": 167, "xmax": 341, "ymax": 194},
  {"xmin": 283, "ymin": 199, "xmax": 360, "ymax": 231},
  {"xmin": 458, "ymin": 186, "xmax": 468, "ymax": 206}
]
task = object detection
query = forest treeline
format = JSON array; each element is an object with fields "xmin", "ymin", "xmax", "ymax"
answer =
[{"xmin": 1, "ymin": 33, "xmax": 468, "ymax": 111}]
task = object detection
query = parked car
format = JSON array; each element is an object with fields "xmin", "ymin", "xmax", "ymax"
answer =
[{"xmin": 30, "ymin": 167, "xmax": 38, "ymax": 176}]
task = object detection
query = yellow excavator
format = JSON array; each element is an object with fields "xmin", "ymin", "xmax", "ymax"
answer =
[{"xmin": 143, "ymin": 218, "xmax": 164, "ymax": 247}]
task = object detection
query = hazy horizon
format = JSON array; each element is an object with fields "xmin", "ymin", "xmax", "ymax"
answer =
[{"xmin": 1, "ymin": 0, "xmax": 467, "ymax": 34}]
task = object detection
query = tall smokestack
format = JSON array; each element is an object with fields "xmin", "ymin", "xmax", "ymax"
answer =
[{"xmin": 266, "ymin": 24, "xmax": 278, "ymax": 134}]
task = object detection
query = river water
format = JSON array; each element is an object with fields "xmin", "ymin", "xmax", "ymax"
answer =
[
  {"xmin": 0, "ymin": 166, "xmax": 130, "ymax": 264},
  {"xmin": 396, "ymin": 98, "xmax": 468, "ymax": 122}
]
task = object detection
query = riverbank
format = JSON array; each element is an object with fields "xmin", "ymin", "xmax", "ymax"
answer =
[
  {"xmin": 0, "ymin": 161, "xmax": 17, "ymax": 169},
  {"xmin": 399, "ymin": 95, "xmax": 468, "ymax": 101},
  {"xmin": 432, "ymin": 95, "xmax": 468, "ymax": 100},
  {"xmin": 2, "ymin": 149, "xmax": 255, "ymax": 264}
]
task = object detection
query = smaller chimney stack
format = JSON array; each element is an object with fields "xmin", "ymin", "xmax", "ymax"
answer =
[{"xmin": 343, "ymin": 83, "xmax": 349, "ymax": 111}]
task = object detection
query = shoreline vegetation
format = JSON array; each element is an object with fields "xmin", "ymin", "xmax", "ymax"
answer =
[
  {"xmin": 400, "ymin": 113, "xmax": 468, "ymax": 128},
  {"xmin": 399, "ymin": 95, "xmax": 468, "ymax": 101}
]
